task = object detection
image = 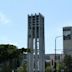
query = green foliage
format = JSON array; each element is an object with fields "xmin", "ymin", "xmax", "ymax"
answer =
[
  {"xmin": 1, "ymin": 62, "xmax": 12, "ymax": 72},
  {"xmin": 45, "ymin": 62, "xmax": 51, "ymax": 72},
  {"xmin": 64, "ymin": 55, "xmax": 72, "ymax": 72},
  {"xmin": 0, "ymin": 44, "xmax": 17, "ymax": 63},
  {"xmin": 56, "ymin": 63, "xmax": 64, "ymax": 72},
  {"xmin": 0, "ymin": 44, "xmax": 31, "ymax": 72},
  {"xmin": 0, "ymin": 44, "xmax": 31, "ymax": 63},
  {"xmin": 64, "ymin": 55, "xmax": 72, "ymax": 66},
  {"xmin": 17, "ymin": 64, "xmax": 27, "ymax": 72},
  {"xmin": 45, "ymin": 66, "xmax": 51, "ymax": 72}
]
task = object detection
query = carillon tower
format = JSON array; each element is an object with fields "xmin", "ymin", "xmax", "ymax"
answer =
[{"xmin": 27, "ymin": 13, "xmax": 45, "ymax": 72}]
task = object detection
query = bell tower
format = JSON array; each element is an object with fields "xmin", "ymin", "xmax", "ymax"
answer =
[{"xmin": 27, "ymin": 13, "xmax": 45, "ymax": 72}]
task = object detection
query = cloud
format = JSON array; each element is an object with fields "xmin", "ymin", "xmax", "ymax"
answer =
[{"xmin": 0, "ymin": 12, "xmax": 10, "ymax": 24}]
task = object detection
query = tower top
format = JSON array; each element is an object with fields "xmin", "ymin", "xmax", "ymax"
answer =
[
  {"xmin": 63, "ymin": 26, "xmax": 72, "ymax": 29},
  {"xmin": 28, "ymin": 13, "xmax": 44, "ymax": 18}
]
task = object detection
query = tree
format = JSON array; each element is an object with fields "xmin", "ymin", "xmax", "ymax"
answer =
[
  {"xmin": 17, "ymin": 64, "xmax": 27, "ymax": 72},
  {"xmin": 56, "ymin": 62, "xmax": 64, "ymax": 72},
  {"xmin": 0, "ymin": 44, "xmax": 31, "ymax": 62},
  {"xmin": 64, "ymin": 55, "xmax": 72, "ymax": 72},
  {"xmin": 0, "ymin": 44, "xmax": 17, "ymax": 63},
  {"xmin": 45, "ymin": 62, "xmax": 51, "ymax": 72},
  {"xmin": 0, "ymin": 44, "xmax": 18, "ymax": 72},
  {"xmin": 0, "ymin": 44, "xmax": 31, "ymax": 72}
]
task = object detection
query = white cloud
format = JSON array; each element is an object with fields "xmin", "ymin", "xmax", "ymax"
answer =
[{"xmin": 0, "ymin": 12, "xmax": 10, "ymax": 24}]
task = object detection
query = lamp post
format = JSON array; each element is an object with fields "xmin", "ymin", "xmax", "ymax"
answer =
[{"xmin": 54, "ymin": 36, "xmax": 62, "ymax": 72}]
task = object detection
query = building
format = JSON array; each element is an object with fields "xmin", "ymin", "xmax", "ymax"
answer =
[
  {"xmin": 45, "ymin": 54, "xmax": 63, "ymax": 72},
  {"xmin": 45, "ymin": 54, "xmax": 63, "ymax": 64},
  {"xmin": 63, "ymin": 26, "xmax": 72, "ymax": 55},
  {"xmin": 23, "ymin": 53, "xmax": 63, "ymax": 68},
  {"xmin": 27, "ymin": 13, "xmax": 45, "ymax": 72}
]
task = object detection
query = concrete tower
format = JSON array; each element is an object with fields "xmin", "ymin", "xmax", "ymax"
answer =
[
  {"xmin": 63, "ymin": 26, "xmax": 72, "ymax": 55},
  {"xmin": 27, "ymin": 13, "xmax": 45, "ymax": 72}
]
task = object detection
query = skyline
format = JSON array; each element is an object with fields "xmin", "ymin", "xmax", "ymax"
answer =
[{"xmin": 0, "ymin": 0, "xmax": 72, "ymax": 54}]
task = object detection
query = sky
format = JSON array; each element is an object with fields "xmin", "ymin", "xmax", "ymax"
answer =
[{"xmin": 0, "ymin": 0, "xmax": 72, "ymax": 54}]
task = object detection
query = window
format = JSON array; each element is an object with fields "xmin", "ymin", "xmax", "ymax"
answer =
[
  {"xmin": 63, "ymin": 31, "xmax": 71, "ymax": 40},
  {"xmin": 29, "ymin": 34, "xmax": 31, "ymax": 38}
]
